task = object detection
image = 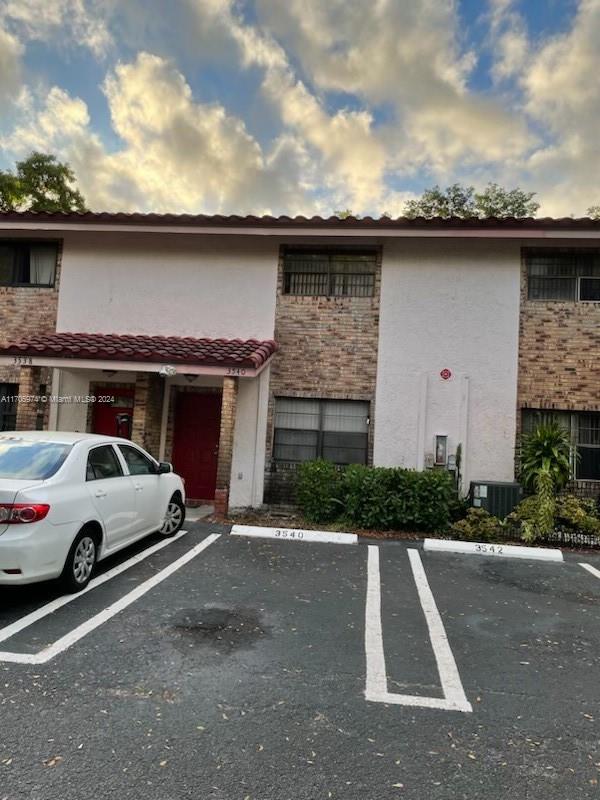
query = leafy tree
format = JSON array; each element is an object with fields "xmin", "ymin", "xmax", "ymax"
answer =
[
  {"xmin": 0, "ymin": 171, "xmax": 21, "ymax": 212},
  {"xmin": 334, "ymin": 208, "xmax": 356, "ymax": 219},
  {"xmin": 404, "ymin": 182, "xmax": 539, "ymax": 219},
  {"xmin": 587, "ymin": 205, "xmax": 600, "ymax": 219},
  {"xmin": 475, "ymin": 183, "xmax": 539, "ymax": 218},
  {"xmin": 404, "ymin": 183, "xmax": 477, "ymax": 219},
  {"xmin": 0, "ymin": 152, "xmax": 86, "ymax": 213}
]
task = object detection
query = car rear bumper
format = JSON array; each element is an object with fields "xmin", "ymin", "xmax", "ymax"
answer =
[{"xmin": 0, "ymin": 522, "xmax": 75, "ymax": 585}]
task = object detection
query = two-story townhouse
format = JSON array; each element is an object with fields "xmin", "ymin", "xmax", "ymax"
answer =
[{"xmin": 0, "ymin": 211, "xmax": 598, "ymax": 516}]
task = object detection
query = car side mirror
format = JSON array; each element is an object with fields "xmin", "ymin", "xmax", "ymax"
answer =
[{"xmin": 157, "ymin": 461, "xmax": 173, "ymax": 474}]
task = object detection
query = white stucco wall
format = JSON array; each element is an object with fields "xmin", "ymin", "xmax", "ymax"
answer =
[
  {"xmin": 373, "ymin": 239, "xmax": 521, "ymax": 489},
  {"xmin": 229, "ymin": 365, "xmax": 270, "ymax": 509},
  {"xmin": 57, "ymin": 232, "xmax": 278, "ymax": 340}
]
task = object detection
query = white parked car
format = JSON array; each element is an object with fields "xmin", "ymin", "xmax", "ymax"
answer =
[{"xmin": 0, "ymin": 431, "xmax": 186, "ymax": 592}]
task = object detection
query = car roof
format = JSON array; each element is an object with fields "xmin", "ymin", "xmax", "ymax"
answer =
[{"xmin": 0, "ymin": 431, "xmax": 134, "ymax": 446}]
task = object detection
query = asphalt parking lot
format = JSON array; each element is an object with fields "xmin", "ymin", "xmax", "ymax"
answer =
[{"xmin": 1, "ymin": 523, "xmax": 600, "ymax": 800}]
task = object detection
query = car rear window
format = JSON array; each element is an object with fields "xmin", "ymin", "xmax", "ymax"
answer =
[{"xmin": 0, "ymin": 438, "xmax": 72, "ymax": 479}]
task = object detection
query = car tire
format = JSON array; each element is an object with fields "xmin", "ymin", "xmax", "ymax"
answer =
[
  {"xmin": 159, "ymin": 495, "xmax": 185, "ymax": 537},
  {"xmin": 61, "ymin": 528, "xmax": 98, "ymax": 593}
]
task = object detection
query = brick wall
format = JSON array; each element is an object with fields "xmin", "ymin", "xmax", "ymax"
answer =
[
  {"xmin": 131, "ymin": 373, "xmax": 164, "ymax": 458},
  {"xmin": 518, "ymin": 257, "xmax": 600, "ymax": 412},
  {"xmin": 1, "ymin": 242, "xmax": 62, "ymax": 424},
  {"xmin": 215, "ymin": 377, "xmax": 238, "ymax": 517},
  {"xmin": 517, "ymin": 254, "xmax": 600, "ymax": 495},
  {"xmin": 264, "ymin": 246, "xmax": 382, "ymax": 502}
]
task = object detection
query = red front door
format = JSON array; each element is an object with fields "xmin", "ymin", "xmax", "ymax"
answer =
[
  {"xmin": 92, "ymin": 388, "xmax": 135, "ymax": 438},
  {"xmin": 172, "ymin": 392, "xmax": 222, "ymax": 501}
]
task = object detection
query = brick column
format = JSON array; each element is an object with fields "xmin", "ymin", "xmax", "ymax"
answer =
[
  {"xmin": 15, "ymin": 367, "xmax": 40, "ymax": 430},
  {"xmin": 131, "ymin": 373, "xmax": 164, "ymax": 458},
  {"xmin": 214, "ymin": 377, "xmax": 238, "ymax": 519}
]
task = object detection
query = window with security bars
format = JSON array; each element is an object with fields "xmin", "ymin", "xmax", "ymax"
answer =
[
  {"xmin": 273, "ymin": 398, "xmax": 369, "ymax": 464},
  {"xmin": 282, "ymin": 249, "xmax": 377, "ymax": 297},
  {"xmin": 525, "ymin": 250, "xmax": 600, "ymax": 301},
  {"xmin": 522, "ymin": 409, "xmax": 600, "ymax": 481},
  {"xmin": 577, "ymin": 413, "xmax": 600, "ymax": 481},
  {"xmin": 0, "ymin": 384, "xmax": 18, "ymax": 431}
]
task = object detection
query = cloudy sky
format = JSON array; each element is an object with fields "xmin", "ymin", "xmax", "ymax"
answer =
[{"xmin": 0, "ymin": 0, "xmax": 598, "ymax": 217}]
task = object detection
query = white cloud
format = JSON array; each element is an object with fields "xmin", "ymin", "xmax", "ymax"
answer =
[
  {"xmin": 3, "ymin": 87, "xmax": 89, "ymax": 152},
  {"xmin": 0, "ymin": 23, "xmax": 22, "ymax": 103},
  {"xmin": 2, "ymin": 0, "xmax": 599, "ymax": 217},
  {"xmin": 2, "ymin": 52, "xmax": 316, "ymax": 214},
  {"xmin": 518, "ymin": 0, "xmax": 600, "ymax": 214},
  {"xmin": 188, "ymin": 0, "xmax": 535, "ymax": 201},
  {"xmin": 0, "ymin": 0, "xmax": 113, "ymax": 57}
]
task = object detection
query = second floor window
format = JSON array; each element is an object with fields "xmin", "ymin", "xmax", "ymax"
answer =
[
  {"xmin": 283, "ymin": 249, "xmax": 377, "ymax": 297},
  {"xmin": 525, "ymin": 250, "xmax": 600, "ymax": 302},
  {"xmin": 0, "ymin": 241, "xmax": 58, "ymax": 287}
]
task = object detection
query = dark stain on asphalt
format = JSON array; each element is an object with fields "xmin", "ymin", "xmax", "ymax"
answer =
[
  {"xmin": 169, "ymin": 606, "xmax": 269, "ymax": 652},
  {"xmin": 479, "ymin": 563, "xmax": 600, "ymax": 605}
]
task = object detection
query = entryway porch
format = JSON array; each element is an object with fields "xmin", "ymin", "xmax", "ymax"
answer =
[{"xmin": 0, "ymin": 332, "xmax": 277, "ymax": 517}]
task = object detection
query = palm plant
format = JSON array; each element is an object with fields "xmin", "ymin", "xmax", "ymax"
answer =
[
  {"xmin": 520, "ymin": 422, "xmax": 574, "ymax": 493},
  {"xmin": 518, "ymin": 422, "xmax": 575, "ymax": 541}
]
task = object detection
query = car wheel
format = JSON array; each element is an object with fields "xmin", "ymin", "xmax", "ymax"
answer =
[
  {"xmin": 61, "ymin": 529, "xmax": 97, "ymax": 593},
  {"xmin": 160, "ymin": 495, "xmax": 185, "ymax": 537}
]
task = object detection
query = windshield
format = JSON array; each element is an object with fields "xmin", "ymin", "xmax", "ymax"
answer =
[{"xmin": 0, "ymin": 439, "xmax": 73, "ymax": 480}]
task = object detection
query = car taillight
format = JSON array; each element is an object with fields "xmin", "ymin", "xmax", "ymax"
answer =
[{"xmin": 0, "ymin": 504, "xmax": 50, "ymax": 524}]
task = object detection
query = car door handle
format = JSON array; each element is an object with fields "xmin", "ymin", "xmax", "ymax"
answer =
[
  {"xmin": 134, "ymin": 484, "xmax": 143, "ymax": 492},
  {"xmin": 95, "ymin": 489, "xmax": 107, "ymax": 498}
]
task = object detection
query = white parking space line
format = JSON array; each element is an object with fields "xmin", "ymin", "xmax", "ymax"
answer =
[
  {"xmin": 231, "ymin": 524, "xmax": 357, "ymax": 545},
  {"xmin": 364, "ymin": 545, "xmax": 472, "ymax": 713},
  {"xmin": 579, "ymin": 562, "xmax": 600, "ymax": 580},
  {"xmin": 0, "ymin": 530, "xmax": 189, "ymax": 647},
  {"xmin": 0, "ymin": 533, "xmax": 220, "ymax": 665}
]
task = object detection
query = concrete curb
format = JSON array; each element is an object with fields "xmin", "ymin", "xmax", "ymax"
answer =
[
  {"xmin": 230, "ymin": 524, "xmax": 358, "ymax": 545},
  {"xmin": 424, "ymin": 538, "xmax": 564, "ymax": 562}
]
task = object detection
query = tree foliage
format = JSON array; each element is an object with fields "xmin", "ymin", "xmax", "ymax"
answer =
[
  {"xmin": 333, "ymin": 208, "xmax": 356, "ymax": 219},
  {"xmin": 0, "ymin": 152, "xmax": 86, "ymax": 213},
  {"xmin": 404, "ymin": 182, "xmax": 540, "ymax": 219},
  {"xmin": 587, "ymin": 205, "xmax": 600, "ymax": 219}
]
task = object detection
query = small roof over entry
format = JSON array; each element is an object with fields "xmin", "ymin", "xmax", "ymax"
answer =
[{"xmin": 0, "ymin": 332, "xmax": 278, "ymax": 377}]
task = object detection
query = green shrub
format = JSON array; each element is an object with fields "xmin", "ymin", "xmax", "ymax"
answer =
[
  {"xmin": 555, "ymin": 494, "xmax": 600, "ymax": 536},
  {"xmin": 296, "ymin": 460, "xmax": 342, "ymax": 523},
  {"xmin": 451, "ymin": 508, "xmax": 504, "ymax": 542},
  {"xmin": 296, "ymin": 462, "xmax": 457, "ymax": 532},
  {"xmin": 507, "ymin": 493, "xmax": 600, "ymax": 542}
]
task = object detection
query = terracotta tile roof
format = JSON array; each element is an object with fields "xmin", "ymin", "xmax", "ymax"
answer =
[
  {"xmin": 0, "ymin": 333, "xmax": 278, "ymax": 369},
  {"xmin": 1, "ymin": 210, "xmax": 600, "ymax": 230}
]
